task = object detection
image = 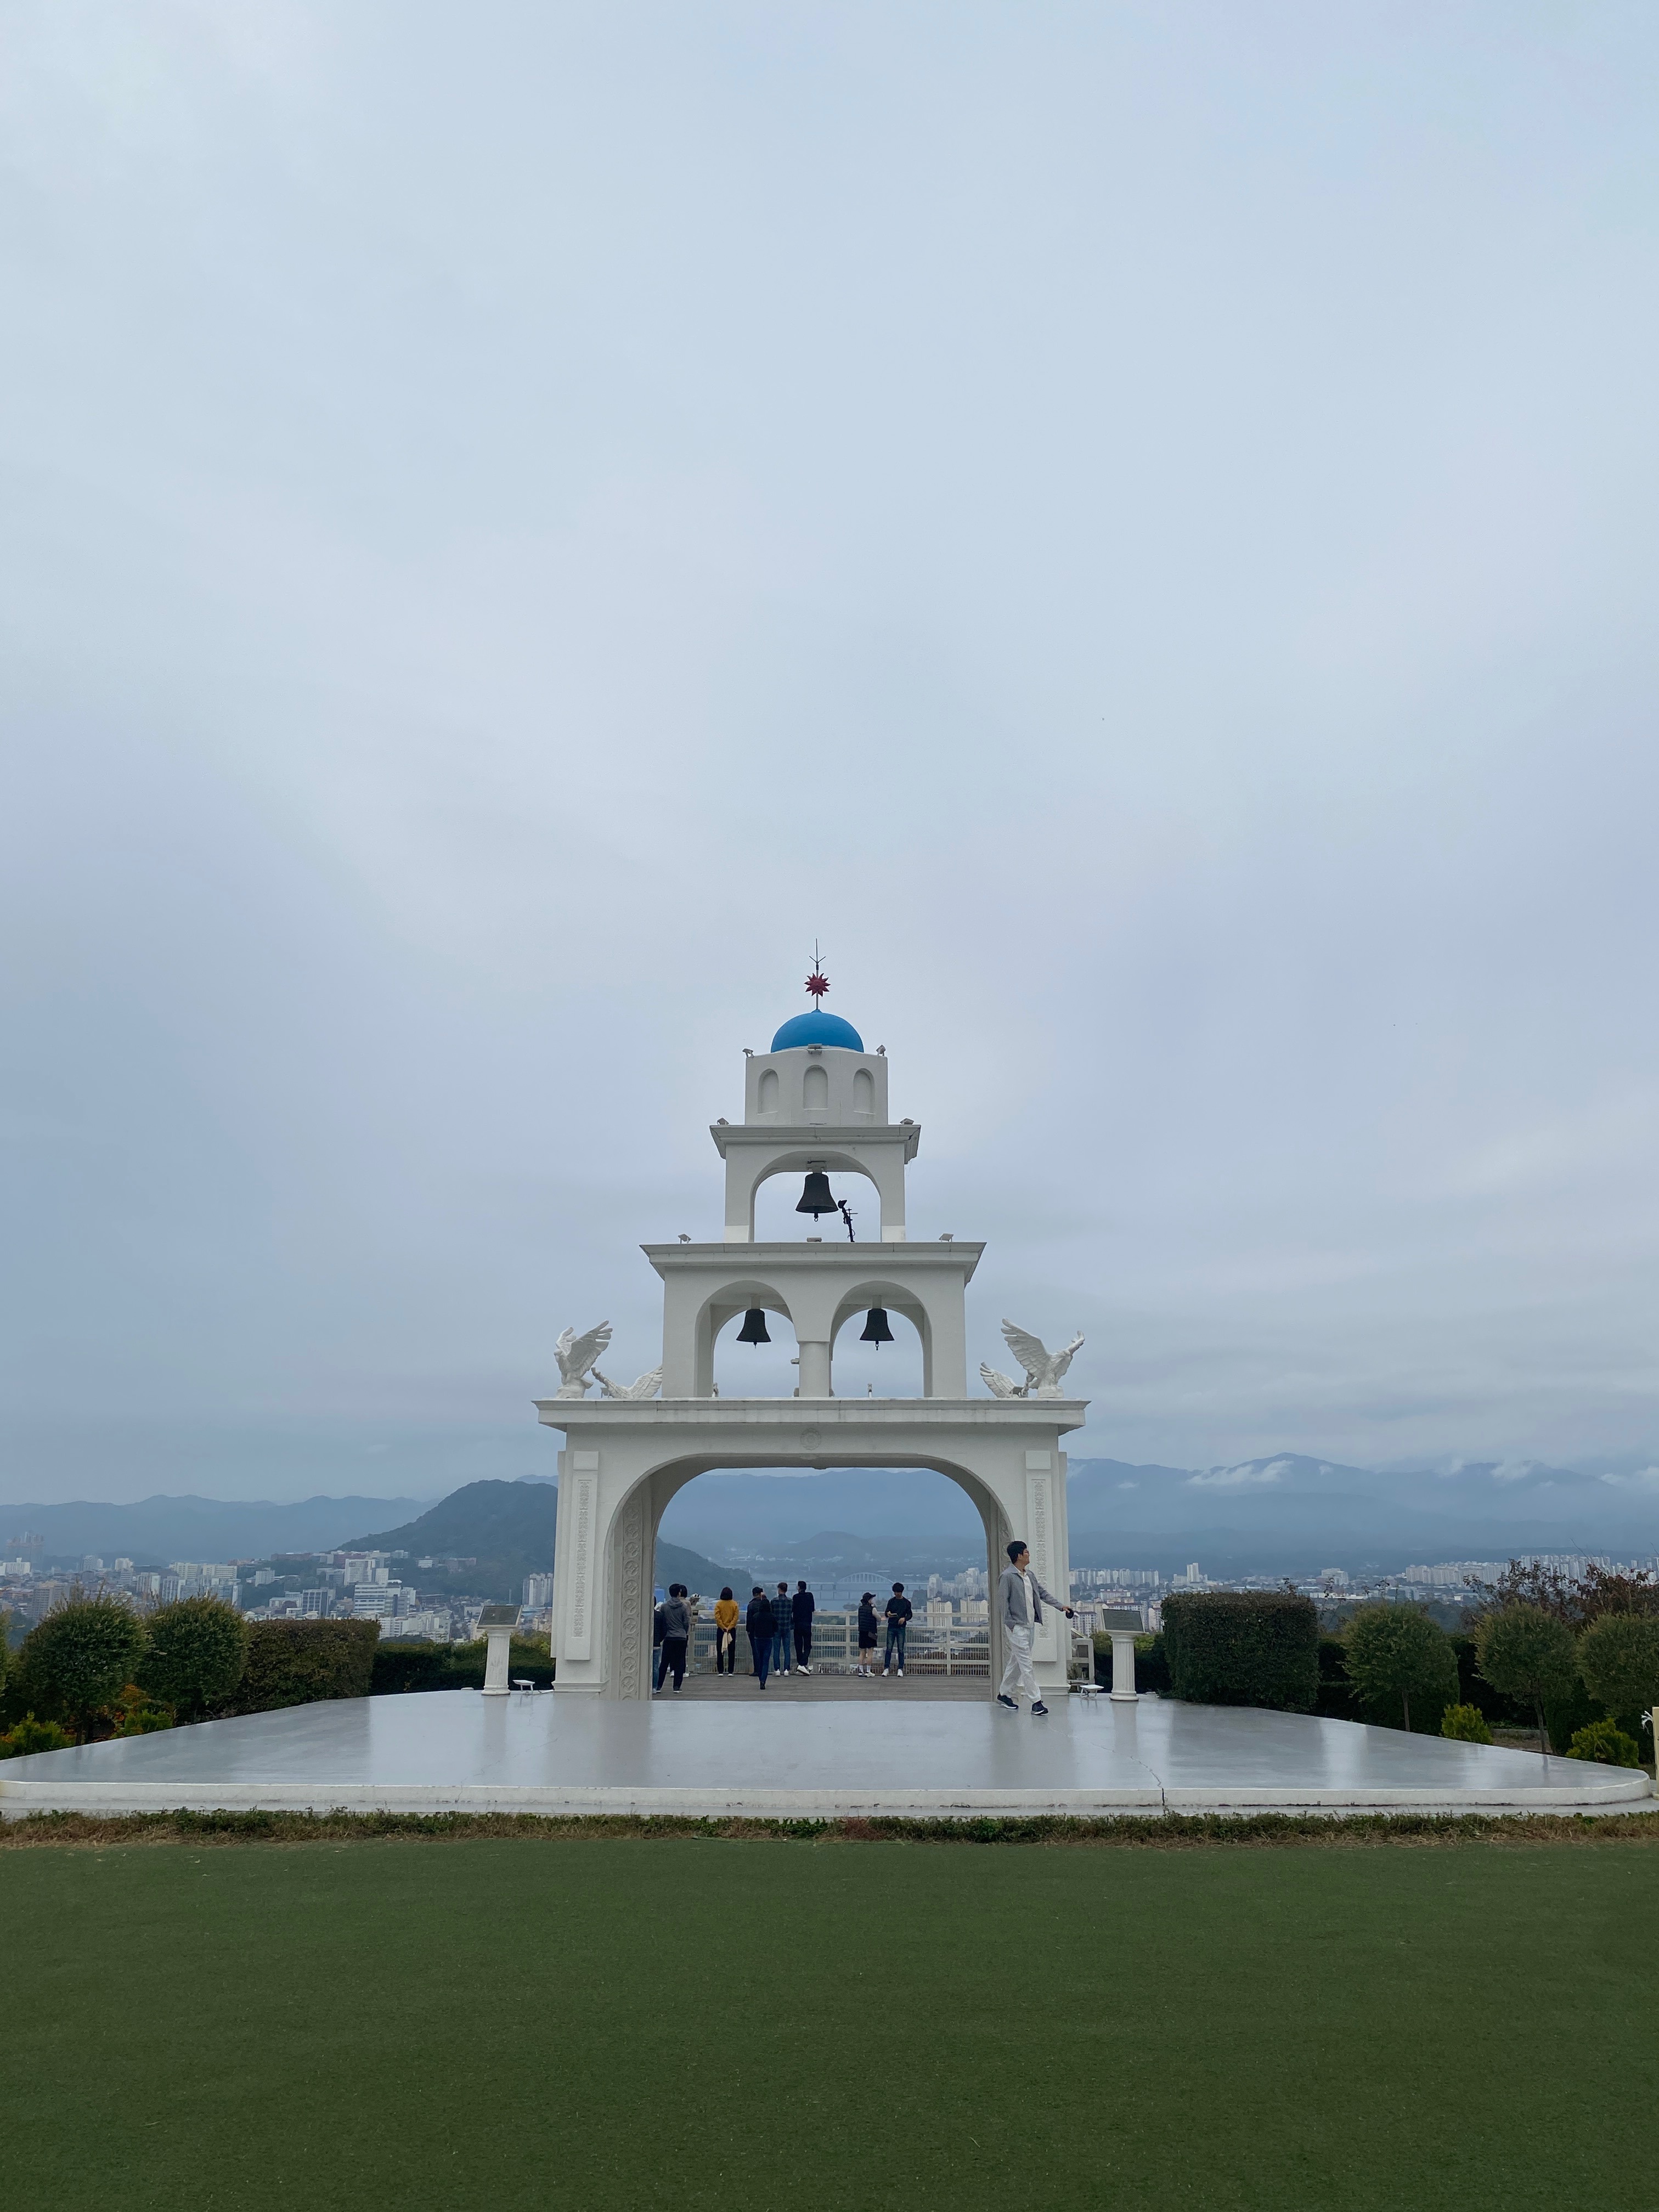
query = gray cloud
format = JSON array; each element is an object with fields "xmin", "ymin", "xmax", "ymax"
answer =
[{"xmin": 3, "ymin": 3, "xmax": 1658, "ymax": 1502}]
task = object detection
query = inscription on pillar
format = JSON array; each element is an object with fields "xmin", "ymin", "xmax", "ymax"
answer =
[
  {"xmin": 616, "ymin": 1491, "xmax": 645, "ymax": 1700},
  {"xmin": 565, "ymin": 1452, "xmax": 599, "ymax": 1661},
  {"xmin": 1025, "ymin": 1452, "xmax": 1058, "ymax": 1663}
]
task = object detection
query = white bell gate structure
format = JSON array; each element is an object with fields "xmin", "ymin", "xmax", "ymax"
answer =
[{"xmin": 538, "ymin": 1000, "xmax": 1086, "ymax": 1700}]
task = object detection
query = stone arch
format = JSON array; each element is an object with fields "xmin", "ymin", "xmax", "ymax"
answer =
[{"xmin": 608, "ymin": 1445, "xmax": 1019, "ymax": 1699}]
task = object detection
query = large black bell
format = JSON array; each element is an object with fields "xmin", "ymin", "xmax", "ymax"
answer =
[
  {"xmin": 796, "ymin": 1171, "xmax": 839, "ymax": 1217},
  {"xmin": 859, "ymin": 1306, "xmax": 895, "ymax": 1345},
  {"xmin": 735, "ymin": 1308, "xmax": 771, "ymax": 1345}
]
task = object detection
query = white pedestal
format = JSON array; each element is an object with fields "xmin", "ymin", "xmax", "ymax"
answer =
[
  {"xmin": 482, "ymin": 1622, "xmax": 514, "ymax": 1696},
  {"xmin": 1109, "ymin": 1630, "xmax": 1139, "ymax": 1702}
]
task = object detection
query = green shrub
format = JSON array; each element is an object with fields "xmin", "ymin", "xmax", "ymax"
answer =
[
  {"xmin": 1440, "ymin": 1702, "xmax": 1493, "ymax": 1744},
  {"xmin": 1543, "ymin": 1677, "xmax": 1600, "ymax": 1763},
  {"xmin": 1134, "ymin": 1633, "xmax": 1170, "ymax": 1696},
  {"xmin": 136, "ymin": 1596, "xmax": 251, "ymax": 1720},
  {"xmin": 369, "ymin": 1635, "xmax": 557, "ymax": 1695},
  {"xmin": 1447, "ymin": 1633, "xmax": 1528, "ymax": 1725},
  {"xmin": 0, "ymin": 1713, "xmax": 76, "ymax": 1758},
  {"xmin": 16, "ymin": 1596, "xmax": 148, "ymax": 1739},
  {"xmin": 1342, "ymin": 1604, "xmax": 1459, "ymax": 1733},
  {"xmin": 371, "ymin": 1641, "xmax": 459, "ymax": 1695},
  {"xmin": 1565, "ymin": 1718, "xmax": 1642, "ymax": 1768},
  {"xmin": 1315, "ymin": 1635, "xmax": 1355, "ymax": 1719},
  {"xmin": 1476, "ymin": 1605, "xmax": 1580, "ymax": 1752},
  {"xmin": 1161, "ymin": 1593, "xmax": 1319, "ymax": 1712},
  {"xmin": 228, "ymin": 1620, "xmax": 379, "ymax": 1714},
  {"xmin": 1577, "ymin": 1613, "xmax": 1659, "ymax": 1741}
]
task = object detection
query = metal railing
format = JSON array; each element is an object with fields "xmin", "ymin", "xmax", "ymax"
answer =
[{"xmin": 686, "ymin": 1610, "xmax": 991, "ymax": 1677}]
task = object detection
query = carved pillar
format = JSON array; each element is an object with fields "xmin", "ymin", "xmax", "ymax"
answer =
[{"xmin": 612, "ymin": 1487, "xmax": 647, "ymax": 1700}]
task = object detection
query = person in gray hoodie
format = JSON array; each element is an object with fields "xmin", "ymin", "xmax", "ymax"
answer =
[
  {"xmin": 994, "ymin": 1540, "xmax": 1074, "ymax": 1717},
  {"xmin": 655, "ymin": 1583, "xmax": 691, "ymax": 1693}
]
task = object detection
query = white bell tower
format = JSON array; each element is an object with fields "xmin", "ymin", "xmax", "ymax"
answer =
[{"xmin": 538, "ymin": 973, "xmax": 1085, "ymax": 1701}]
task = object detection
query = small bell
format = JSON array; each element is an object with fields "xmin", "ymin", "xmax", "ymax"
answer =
[
  {"xmin": 736, "ymin": 1308, "xmax": 771, "ymax": 1345},
  {"xmin": 859, "ymin": 1306, "xmax": 895, "ymax": 1345},
  {"xmin": 796, "ymin": 1171, "xmax": 838, "ymax": 1217}
]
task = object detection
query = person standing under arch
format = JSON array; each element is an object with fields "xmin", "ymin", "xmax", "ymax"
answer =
[
  {"xmin": 883, "ymin": 1583, "xmax": 912, "ymax": 1677},
  {"xmin": 855, "ymin": 1592, "xmax": 880, "ymax": 1677},
  {"xmin": 713, "ymin": 1585, "xmax": 740, "ymax": 1675},
  {"xmin": 655, "ymin": 1583, "xmax": 691, "ymax": 1694},
  {"xmin": 791, "ymin": 1579, "xmax": 816, "ymax": 1674},
  {"xmin": 995, "ymin": 1540, "xmax": 1074, "ymax": 1717},
  {"xmin": 771, "ymin": 1581, "xmax": 795, "ymax": 1674},
  {"xmin": 745, "ymin": 1584, "xmax": 775, "ymax": 1688}
]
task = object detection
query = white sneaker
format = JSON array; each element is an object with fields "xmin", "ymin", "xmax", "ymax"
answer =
[{"xmin": 897, "ymin": 1668, "xmax": 905, "ymax": 1677}]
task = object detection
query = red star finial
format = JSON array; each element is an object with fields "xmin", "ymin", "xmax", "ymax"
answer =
[{"xmin": 805, "ymin": 940, "xmax": 829, "ymax": 999}]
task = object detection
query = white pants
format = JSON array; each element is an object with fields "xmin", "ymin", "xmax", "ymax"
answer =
[{"xmin": 1000, "ymin": 1623, "xmax": 1039, "ymax": 1705}]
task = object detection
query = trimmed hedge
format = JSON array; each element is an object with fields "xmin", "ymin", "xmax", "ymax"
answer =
[
  {"xmin": 370, "ymin": 1637, "xmax": 555, "ymax": 1695},
  {"xmin": 1161, "ymin": 1592, "xmax": 1319, "ymax": 1712},
  {"xmin": 227, "ymin": 1620, "xmax": 380, "ymax": 1714}
]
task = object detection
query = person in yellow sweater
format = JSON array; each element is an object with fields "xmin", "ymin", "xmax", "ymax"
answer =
[{"xmin": 713, "ymin": 1586, "xmax": 741, "ymax": 1675}]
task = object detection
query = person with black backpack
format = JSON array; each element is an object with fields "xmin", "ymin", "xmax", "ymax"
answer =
[{"xmin": 744, "ymin": 1584, "xmax": 776, "ymax": 1688}]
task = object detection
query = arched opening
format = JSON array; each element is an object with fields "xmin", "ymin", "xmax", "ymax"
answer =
[
  {"xmin": 802, "ymin": 1062, "xmax": 829, "ymax": 1116},
  {"xmin": 651, "ymin": 1457, "xmax": 1003, "ymax": 1686},
  {"xmin": 828, "ymin": 1302, "xmax": 926, "ymax": 1398},
  {"xmin": 751, "ymin": 1166, "xmax": 877, "ymax": 1242},
  {"xmin": 709, "ymin": 1304, "xmax": 802, "ymax": 1400},
  {"xmin": 757, "ymin": 1066, "xmax": 779, "ymax": 1118},
  {"xmin": 853, "ymin": 1067, "xmax": 874, "ymax": 1119}
]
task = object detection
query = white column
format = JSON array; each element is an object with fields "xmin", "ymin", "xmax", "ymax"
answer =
[
  {"xmin": 482, "ymin": 1623, "xmax": 514, "ymax": 1696},
  {"xmin": 1109, "ymin": 1632, "xmax": 1139, "ymax": 1702},
  {"xmin": 798, "ymin": 1339, "xmax": 832, "ymax": 1395}
]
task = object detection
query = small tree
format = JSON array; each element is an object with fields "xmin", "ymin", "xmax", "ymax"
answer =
[
  {"xmin": 0, "ymin": 1714, "xmax": 75, "ymax": 1758},
  {"xmin": 1342, "ymin": 1604, "xmax": 1459, "ymax": 1731},
  {"xmin": 1475, "ymin": 1603, "xmax": 1579, "ymax": 1753},
  {"xmin": 1440, "ymin": 1702, "xmax": 1493, "ymax": 1745},
  {"xmin": 1576, "ymin": 1613, "xmax": 1659, "ymax": 1742},
  {"xmin": 16, "ymin": 1596, "xmax": 147, "ymax": 1741},
  {"xmin": 1566, "ymin": 1718, "xmax": 1641, "ymax": 1767},
  {"xmin": 136, "ymin": 1596, "xmax": 250, "ymax": 1720}
]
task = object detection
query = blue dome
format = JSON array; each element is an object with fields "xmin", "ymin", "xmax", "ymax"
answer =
[{"xmin": 770, "ymin": 1009, "xmax": 865, "ymax": 1052}]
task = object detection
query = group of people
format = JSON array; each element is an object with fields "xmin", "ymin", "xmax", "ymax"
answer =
[
  {"xmin": 653, "ymin": 1540, "xmax": 1073, "ymax": 1711},
  {"xmin": 718, "ymin": 1579, "xmax": 819, "ymax": 1686}
]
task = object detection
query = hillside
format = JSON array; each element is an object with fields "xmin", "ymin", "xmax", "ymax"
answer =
[{"xmin": 343, "ymin": 1480, "xmax": 746, "ymax": 1603}]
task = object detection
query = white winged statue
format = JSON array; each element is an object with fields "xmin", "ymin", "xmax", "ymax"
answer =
[
  {"xmin": 979, "ymin": 1318, "xmax": 1084, "ymax": 1400},
  {"xmin": 593, "ymin": 1366, "xmax": 664, "ymax": 1401},
  {"xmin": 553, "ymin": 1322, "xmax": 612, "ymax": 1398}
]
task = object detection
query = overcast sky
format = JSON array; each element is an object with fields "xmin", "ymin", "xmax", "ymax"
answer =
[{"xmin": 4, "ymin": 3, "xmax": 1658, "ymax": 1506}]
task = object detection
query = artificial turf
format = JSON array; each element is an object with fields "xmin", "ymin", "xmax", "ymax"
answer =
[{"xmin": 5, "ymin": 1835, "xmax": 1654, "ymax": 2210}]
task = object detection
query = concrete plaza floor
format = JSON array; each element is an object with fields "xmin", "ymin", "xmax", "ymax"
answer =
[{"xmin": 1, "ymin": 1690, "xmax": 1651, "ymax": 1818}]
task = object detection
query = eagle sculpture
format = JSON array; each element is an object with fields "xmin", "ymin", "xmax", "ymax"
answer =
[
  {"xmin": 980, "ymin": 1319, "xmax": 1084, "ymax": 1400},
  {"xmin": 553, "ymin": 1322, "xmax": 612, "ymax": 1398},
  {"xmin": 593, "ymin": 1366, "xmax": 664, "ymax": 1401}
]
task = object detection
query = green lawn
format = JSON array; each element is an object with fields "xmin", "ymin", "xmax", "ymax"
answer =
[{"xmin": 4, "ymin": 1835, "xmax": 1654, "ymax": 2210}]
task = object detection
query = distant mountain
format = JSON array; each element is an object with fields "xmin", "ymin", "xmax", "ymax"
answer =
[
  {"xmin": 0, "ymin": 1493, "xmax": 431, "ymax": 1566},
  {"xmin": 659, "ymin": 1454, "xmax": 1659, "ymax": 1578},
  {"xmin": 1065, "ymin": 1454, "xmax": 1659, "ymax": 1572},
  {"xmin": 343, "ymin": 1480, "xmax": 746, "ymax": 1603}
]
